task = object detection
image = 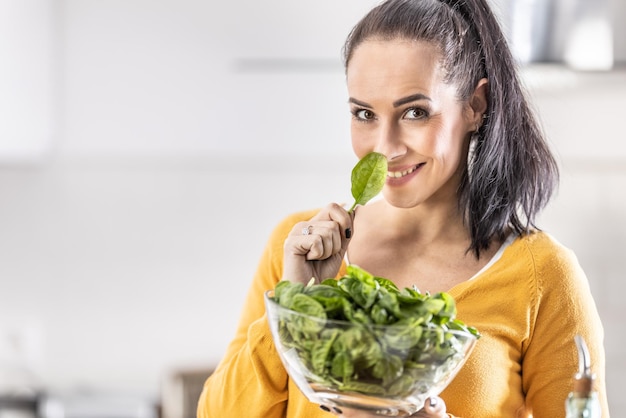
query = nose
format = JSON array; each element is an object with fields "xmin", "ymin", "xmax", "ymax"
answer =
[{"xmin": 374, "ymin": 120, "xmax": 407, "ymax": 162}]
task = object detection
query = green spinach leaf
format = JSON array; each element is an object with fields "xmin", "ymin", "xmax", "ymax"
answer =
[{"xmin": 348, "ymin": 152, "xmax": 388, "ymax": 213}]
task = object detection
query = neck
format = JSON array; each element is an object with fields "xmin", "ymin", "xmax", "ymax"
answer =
[{"xmin": 373, "ymin": 198, "xmax": 469, "ymax": 247}]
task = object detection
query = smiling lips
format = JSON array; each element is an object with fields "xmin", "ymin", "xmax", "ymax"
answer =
[{"xmin": 387, "ymin": 163, "xmax": 424, "ymax": 178}]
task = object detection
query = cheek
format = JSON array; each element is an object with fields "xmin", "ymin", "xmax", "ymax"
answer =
[
  {"xmin": 350, "ymin": 126, "xmax": 372, "ymax": 159},
  {"xmin": 411, "ymin": 127, "xmax": 450, "ymax": 158},
  {"xmin": 422, "ymin": 127, "xmax": 469, "ymax": 169},
  {"xmin": 432, "ymin": 118, "xmax": 470, "ymax": 155}
]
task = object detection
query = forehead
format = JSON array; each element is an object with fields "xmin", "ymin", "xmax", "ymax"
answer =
[{"xmin": 346, "ymin": 39, "xmax": 451, "ymax": 100}]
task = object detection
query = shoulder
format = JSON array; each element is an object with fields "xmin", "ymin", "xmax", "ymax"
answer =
[
  {"xmin": 510, "ymin": 230, "xmax": 589, "ymax": 296},
  {"xmin": 514, "ymin": 231, "xmax": 582, "ymax": 276}
]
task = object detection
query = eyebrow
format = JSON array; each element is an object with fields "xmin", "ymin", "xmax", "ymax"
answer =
[
  {"xmin": 393, "ymin": 93, "xmax": 431, "ymax": 107},
  {"xmin": 348, "ymin": 93, "xmax": 432, "ymax": 108}
]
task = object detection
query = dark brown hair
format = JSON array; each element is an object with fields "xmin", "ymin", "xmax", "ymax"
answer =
[{"xmin": 343, "ymin": 0, "xmax": 559, "ymax": 256}]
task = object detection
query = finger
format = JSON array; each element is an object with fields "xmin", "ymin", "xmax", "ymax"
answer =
[
  {"xmin": 293, "ymin": 221, "xmax": 341, "ymax": 260},
  {"xmin": 286, "ymin": 226, "xmax": 332, "ymax": 261},
  {"xmin": 421, "ymin": 397, "xmax": 446, "ymax": 417},
  {"xmin": 304, "ymin": 230, "xmax": 335, "ymax": 261},
  {"xmin": 284, "ymin": 225, "xmax": 319, "ymax": 260},
  {"xmin": 291, "ymin": 220, "xmax": 338, "ymax": 242},
  {"xmin": 330, "ymin": 204, "xmax": 353, "ymax": 235},
  {"xmin": 316, "ymin": 221, "xmax": 342, "ymax": 259},
  {"xmin": 306, "ymin": 234, "xmax": 325, "ymax": 260},
  {"xmin": 319, "ymin": 404, "xmax": 343, "ymax": 415},
  {"xmin": 326, "ymin": 203, "xmax": 353, "ymax": 240},
  {"xmin": 289, "ymin": 221, "xmax": 314, "ymax": 238},
  {"xmin": 310, "ymin": 204, "xmax": 351, "ymax": 231},
  {"xmin": 287, "ymin": 203, "xmax": 352, "ymax": 261},
  {"xmin": 306, "ymin": 203, "xmax": 353, "ymax": 242}
]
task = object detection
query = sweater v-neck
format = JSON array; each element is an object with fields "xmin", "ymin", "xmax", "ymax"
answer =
[{"xmin": 344, "ymin": 232, "xmax": 517, "ymax": 293}]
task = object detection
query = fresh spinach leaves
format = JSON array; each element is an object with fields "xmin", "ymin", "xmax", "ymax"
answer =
[
  {"xmin": 348, "ymin": 152, "xmax": 387, "ymax": 213},
  {"xmin": 270, "ymin": 265, "xmax": 480, "ymax": 397}
]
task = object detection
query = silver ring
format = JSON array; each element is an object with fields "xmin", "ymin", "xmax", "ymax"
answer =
[{"xmin": 302, "ymin": 225, "xmax": 312, "ymax": 235}]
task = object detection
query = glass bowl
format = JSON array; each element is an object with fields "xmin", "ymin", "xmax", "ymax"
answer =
[{"xmin": 265, "ymin": 290, "xmax": 477, "ymax": 417}]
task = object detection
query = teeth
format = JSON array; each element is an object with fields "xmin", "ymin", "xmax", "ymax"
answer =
[{"xmin": 388, "ymin": 165, "xmax": 419, "ymax": 178}]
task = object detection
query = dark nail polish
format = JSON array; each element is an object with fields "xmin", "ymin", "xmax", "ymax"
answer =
[
  {"xmin": 320, "ymin": 404, "xmax": 331, "ymax": 412},
  {"xmin": 332, "ymin": 406, "xmax": 343, "ymax": 414},
  {"xmin": 345, "ymin": 228, "xmax": 352, "ymax": 239}
]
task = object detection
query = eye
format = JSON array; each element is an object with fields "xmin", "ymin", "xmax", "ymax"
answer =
[
  {"xmin": 352, "ymin": 108, "xmax": 375, "ymax": 121},
  {"xmin": 403, "ymin": 107, "xmax": 428, "ymax": 120}
]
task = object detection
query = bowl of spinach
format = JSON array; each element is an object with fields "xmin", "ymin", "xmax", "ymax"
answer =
[{"xmin": 265, "ymin": 265, "xmax": 480, "ymax": 416}]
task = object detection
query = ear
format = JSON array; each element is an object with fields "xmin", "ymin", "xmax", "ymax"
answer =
[{"xmin": 468, "ymin": 78, "xmax": 488, "ymax": 130}]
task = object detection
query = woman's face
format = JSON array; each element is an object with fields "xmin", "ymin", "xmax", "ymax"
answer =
[{"xmin": 346, "ymin": 39, "xmax": 478, "ymax": 209}]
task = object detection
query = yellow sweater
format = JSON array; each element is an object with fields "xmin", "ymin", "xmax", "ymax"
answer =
[{"xmin": 198, "ymin": 210, "xmax": 609, "ymax": 417}]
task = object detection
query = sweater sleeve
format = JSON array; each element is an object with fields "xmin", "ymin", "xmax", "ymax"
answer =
[
  {"xmin": 197, "ymin": 210, "xmax": 319, "ymax": 418},
  {"xmin": 521, "ymin": 234, "xmax": 609, "ymax": 417}
]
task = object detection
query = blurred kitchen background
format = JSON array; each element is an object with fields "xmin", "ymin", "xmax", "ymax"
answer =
[{"xmin": 1, "ymin": 0, "xmax": 624, "ymax": 416}]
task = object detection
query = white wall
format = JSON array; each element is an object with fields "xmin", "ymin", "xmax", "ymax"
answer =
[
  {"xmin": 1, "ymin": 0, "xmax": 625, "ymax": 414},
  {"xmin": 0, "ymin": 0, "xmax": 57, "ymax": 162},
  {"xmin": 58, "ymin": 0, "xmax": 379, "ymax": 159}
]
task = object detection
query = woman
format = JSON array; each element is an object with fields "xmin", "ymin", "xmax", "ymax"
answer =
[{"xmin": 198, "ymin": 0, "xmax": 609, "ymax": 416}]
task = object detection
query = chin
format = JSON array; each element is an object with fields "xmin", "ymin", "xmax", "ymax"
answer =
[{"xmin": 382, "ymin": 191, "xmax": 422, "ymax": 209}]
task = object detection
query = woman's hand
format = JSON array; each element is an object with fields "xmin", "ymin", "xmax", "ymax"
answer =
[
  {"xmin": 282, "ymin": 203, "xmax": 353, "ymax": 284},
  {"xmin": 410, "ymin": 397, "xmax": 448, "ymax": 417},
  {"xmin": 326, "ymin": 397, "xmax": 447, "ymax": 417}
]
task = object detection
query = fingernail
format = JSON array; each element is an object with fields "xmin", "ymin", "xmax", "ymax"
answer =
[
  {"xmin": 429, "ymin": 397, "xmax": 438, "ymax": 407},
  {"xmin": 320, "ymin": 405, "xmax": 331, "ymax": 412},
  {"xmin": 332, "ymin": 406, "xmax": 343, "ymax": 414},
  {"xmin": 345, "ymin": 228, "xmax": 352, "ymax": 239}
]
